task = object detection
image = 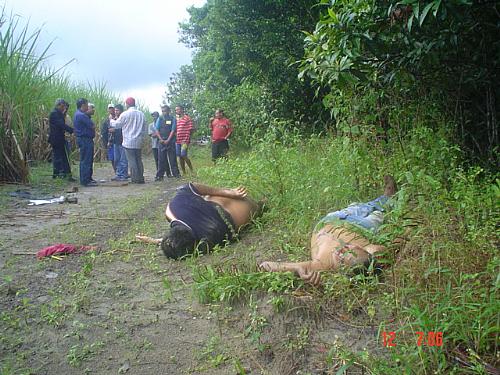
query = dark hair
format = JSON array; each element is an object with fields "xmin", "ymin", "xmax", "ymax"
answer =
[
  {"xmin": 161, "ymin": 105, "xmax": 170, "ymax": 111},
  {"xmin": 76, "ymin": 98, "xmax": 88, "ymax": 109},
  {"xmin": 115, "ymin": 104, "xmax": 124, "ymax": 112},
  {"xmin": 161, "ymin": 222, "xmax": 197, "ymax": 259}
]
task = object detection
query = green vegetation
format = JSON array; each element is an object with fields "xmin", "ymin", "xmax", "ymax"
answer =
[
  {"xmin": 190, "ymin": 131, "xmax": 499, "ymax": 372},
  {"xmin": 0, "ymin": 10, "xmax": 122, "ymax": 182},
  {"xmin": 1, "ymin": 0, "xmax": 498, "ymax": 373},
  {"xmin": 170, "ymin": 2, "xmax": 498, "ymax": 370}
]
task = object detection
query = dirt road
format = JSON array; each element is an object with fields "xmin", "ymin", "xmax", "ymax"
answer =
[{"xmin": 1, "ymin": 160, "xmax": 381, "ymax": 375}]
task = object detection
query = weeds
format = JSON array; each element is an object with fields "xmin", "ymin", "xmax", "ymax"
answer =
[
  {"xmin": 193, "ymin": 129, "xmax": 499, "ymax": 372},
  {"xmin": 197, "ymin": 335, "xmax": 230, "ymax": 370},
  {"xmin": 66, "ymin": 341, "xmax": 104, "ymax": 367}
]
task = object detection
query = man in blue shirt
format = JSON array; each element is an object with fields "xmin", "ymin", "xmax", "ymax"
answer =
[
  {"xmin": 154, "ymin": 105, "xmax": 180, "ymax": 180},
  {"xmin": 48, "ymin": 98, "xmax": 74, "ymax": 181},
  {"xmin": 73, "ymin": 98, "xmax": 97, "ymax": 186}
]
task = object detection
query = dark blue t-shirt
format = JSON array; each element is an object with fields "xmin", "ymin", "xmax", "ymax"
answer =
[{"xmin": 169, "ymin": 183, "xmax": 235, "ymax": 247}]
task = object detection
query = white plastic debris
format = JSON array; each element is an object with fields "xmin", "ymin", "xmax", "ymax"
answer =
[{"xmin": 28, "ymin": 196, "xmax": 66, "ymax": 206}]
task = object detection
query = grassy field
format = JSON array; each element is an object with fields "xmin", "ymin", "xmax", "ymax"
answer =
[{"xmin": 0, "ymin": 141, "xmax": 498, "ymax": 374}]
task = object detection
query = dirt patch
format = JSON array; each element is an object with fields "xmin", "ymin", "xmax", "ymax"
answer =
[{"xmin": 1, "ymin": 159, "xmax": 381, "ymax": 374}]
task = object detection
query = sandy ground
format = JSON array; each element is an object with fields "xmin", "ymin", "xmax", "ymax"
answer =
[{"xmin": 0, "ymin": 158, "xmax": 383, "ymax": 375}]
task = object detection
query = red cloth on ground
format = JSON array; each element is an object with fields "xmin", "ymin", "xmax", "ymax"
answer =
[{"xmin": 36, "ymin": 244, "xmax": 93, "ymax": 259}]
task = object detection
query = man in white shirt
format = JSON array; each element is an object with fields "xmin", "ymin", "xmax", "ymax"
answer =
[{"xmin": 110, "ymin": 97, "xmax": 147, "ymax": 183}]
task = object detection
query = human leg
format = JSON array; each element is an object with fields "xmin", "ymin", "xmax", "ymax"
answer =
[
  {"xmin": 156, "ymin": 145, "xmax": 167, "ymax": 180},
  {"xmin": 124, "ymin": 147, "xmax": 137, "ymax": 181},
  {"xmin": 152, "ymin": 147, "xmax": 159, "ymax": 173},
  {"xmin": 211, "ymin": 142, "xmax": 218, "ymax": 162},
  {"xmin": 52, "ymin": 143, "xmax": 65, "ymax": 177},
  {"xmin": 107, "ymin": 145, "xmax": 116, "ymax": 172},
  {"xmin": 166, "ymin": 144, "xmax": 180, "ymax": 177},
  {"xmin": 114, "ymin": 145, "xmax": 128, "ymax": 179},
  {"xmin": 176, "ymin": 144, "xmax": 186, "ymax": 174},
  {"xmin": 135, "ymin": 148, "xmax": 144, "ymax": 182},
  {"xmin": 77, "ymin": 137, "xmax": 93, "ymax": 185},
  {"xmin": 184, "ymin": 157, "xmax": 194, "ymax": 172},
  {"xmin": 180, "ymin": 143, "xmax": 193, "ymax": 172},
  {"xmin": 125, "ymin": 148, "xmax": 144, "ymax": 183}
]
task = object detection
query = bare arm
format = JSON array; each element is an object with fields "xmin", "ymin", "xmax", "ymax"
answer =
[{"xmin": 191, "ymin": 183, "xmax": 248, "ymax": 199}]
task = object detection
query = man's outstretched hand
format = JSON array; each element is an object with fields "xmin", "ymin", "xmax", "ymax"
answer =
[
  {"xmin": 259, "ymin": 261, "xmax": 322, "ymax": 286},
  {"xmin": 297, "ymin": 267, "xmax": 322, "ymax": 286}
]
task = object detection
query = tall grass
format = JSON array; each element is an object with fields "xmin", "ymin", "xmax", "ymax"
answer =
[
  {"xmin": 194, "ymin": 123, "xmax": 499, "ymax": 372},
  {"xmin": 0, "ymin": 9, "xmax": 120, "ymax": 182}
]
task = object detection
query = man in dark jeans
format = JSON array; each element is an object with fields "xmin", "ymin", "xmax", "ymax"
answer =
[
  {"xmin": 155, "ymin": 105, "xmax": 180, "ymax": 180},
  {"xmin": 73, "ymin": 98, "xmax": 97, "ymax": 187},
  {"xmin": 48, "ymin": 98, "xmax": 75, "ymax": 181}
]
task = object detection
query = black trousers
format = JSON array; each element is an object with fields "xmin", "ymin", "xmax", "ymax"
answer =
[
  {"xmin": 212, "ymin": 140, "xmax": 229, "ymax": 161},
  {"xmin": 52, "ymin": 142, "xmax": 71, "ymax": 177},
  {"xmin": 157, "ymin": 143, "xmax": 180, "ymax": 178}
]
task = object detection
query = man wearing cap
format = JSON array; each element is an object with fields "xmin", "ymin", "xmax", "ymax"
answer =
[
  {"xmin": 148, "ymin": 111, "xmax": 160, "ymax": 175},
  {"xmin": 100, "ymin": 104, "xmax": 116, "ymax": 173},
  {"xmin": 110, "ymin": 97, "xmax": 146, "ymax": 183},
  {"xmin": 48, "ymin": 98, "xmax": 75, "ymax": 180},
  {"xmin": 74, "ymin": 98, "xmax": 97, "ymax": 186}
]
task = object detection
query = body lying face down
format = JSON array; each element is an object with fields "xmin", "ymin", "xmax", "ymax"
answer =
[
  {"xmin": 138, "ymin": 176, "xmax": 399, "ymax": 286},
  {"xmin": 161, "ymin": 182, "xmax": 261, "ymax": 258}
]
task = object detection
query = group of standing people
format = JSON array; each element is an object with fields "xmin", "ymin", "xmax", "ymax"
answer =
[
  {"xmin": 148, "ymin": 105, "xmax": 189, "ymax": 181},
  {"xmin": 49, "ymin": 97, "xmax": 234, "ymax": 187},
  {"xmin": 100, "ymin": 97, "xmax": 147, "ymax": 184},
  {"xmin": 49, "ymin": 96, "xmax": 147, "ymax": 186},
  {"xmin": 48, "ymin": 97, "xmax": 99, "ymax": 186}
]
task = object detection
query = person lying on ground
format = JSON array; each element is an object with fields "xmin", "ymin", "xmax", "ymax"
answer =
[
  {"xmin": 259, "ymin": 176, "xmax": 398, "ymax": 286},
  {"xmin": 136, "ymin": 182, "xmax": 262, "ymax": 259}
]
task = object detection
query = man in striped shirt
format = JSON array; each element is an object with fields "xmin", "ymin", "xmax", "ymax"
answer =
[{"xmin": 175, "ymin": 105, "xmax": 194, "ymax": 175}]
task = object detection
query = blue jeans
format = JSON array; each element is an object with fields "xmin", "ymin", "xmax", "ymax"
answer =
[
  {"xmin": 76, "ymin": 137, "xmax": 94, "ymax": 185},
  {"xmin": 320, "ymin": 195, "xmax": 389, "ymax": 231},
  {"xmin": 114, "ymin": 144, "xmax": 128, "ymax": 178}
]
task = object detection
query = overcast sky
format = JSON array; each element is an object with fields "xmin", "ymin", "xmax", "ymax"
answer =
[{"xmin": 2, "ymin": 0, "xmax": 205, "ymax": 111}]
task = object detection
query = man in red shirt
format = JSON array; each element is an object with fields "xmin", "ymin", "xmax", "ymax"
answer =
[
  {"xmin": 175, "ymin": 105, "xmax": 194, "ymax": 175},
  {"xmin": 209, "ymin": 109, "xmax": 233, "ymax": 162}
]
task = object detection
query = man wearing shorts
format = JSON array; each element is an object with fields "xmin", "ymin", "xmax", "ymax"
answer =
[
  {"xmin": 175, "ymin": 105, "xmax": 194, "ymax": 175},
  {"xmin": 259, "ymin": 176, "xmax": 398, "ymax": 285}
]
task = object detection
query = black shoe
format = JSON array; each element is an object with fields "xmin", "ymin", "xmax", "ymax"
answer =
[
  {"xmin": 83, "ymin": 181, "xmax": 98, "ymax": 187},
  {"xmin": 67, "ymin": 177, "xmax": 76, "ymax": 182},
  {"xmin": 154, "ymin": 177, "xmax": 163, "ymax": 182}
]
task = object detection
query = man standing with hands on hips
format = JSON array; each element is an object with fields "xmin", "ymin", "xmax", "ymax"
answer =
[
  {"xmin": 110, "ymin": 97, "xmax": 146, "ymax": 184},
  {"xmin": 209, "ymin": 109, "xmax": 233, "ymax": 162}
]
